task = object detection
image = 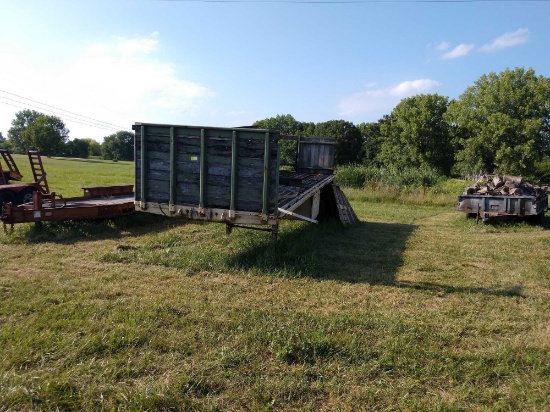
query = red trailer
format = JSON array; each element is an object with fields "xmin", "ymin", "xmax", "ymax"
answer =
[{"xmin": 0, "ymin": 149, "xmax": 49, "ymax": 205}]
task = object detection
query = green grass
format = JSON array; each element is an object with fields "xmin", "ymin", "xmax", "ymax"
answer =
[
  {"xmin": 9, "ymin": 154, "xmax": 134, "ymax": 197},
  {"xmin": 1, "ymin": 157, "xmax": 549, "ymax": 410}
]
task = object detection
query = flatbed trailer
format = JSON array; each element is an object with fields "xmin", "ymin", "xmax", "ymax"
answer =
[
  {"xmin": 1, "ymin": 185, "xmax": 135, "ymax": 230},
  {"xmin": 134, "ymin": 123, "xmax": 357, "ymax": 239}
]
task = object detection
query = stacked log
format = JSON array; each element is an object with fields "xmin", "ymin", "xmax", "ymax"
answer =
[{"xmin": 464, "ymin": 175, "xmax": 548, "ymax": 198}]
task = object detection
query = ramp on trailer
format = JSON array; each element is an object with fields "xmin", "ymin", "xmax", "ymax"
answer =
[
  {"xmin": 1, "ymin": 185, "xmax": 135, "ymax": 230},
  {"xmin": 330, "ymin": 185, "xmax": 360, "ymax": 225},
  {"xmin": 0, "ymin": 150, "xmax": 50, "ymax": 206},
  {"xmin": 0, "ymin": 149, "xmax": 23, "ymax": 184}
]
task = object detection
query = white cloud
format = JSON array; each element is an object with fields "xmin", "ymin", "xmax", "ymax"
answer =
[
  {"xmin": 442, "ymin": 44, "xmax": 475, "ymax": 59},
  {"xmin": 479, "ymin": 28, "xmax": 529, "ymax": 52},
  {"xmin": 0, "ymin": 34, "xmax": 217, "ymax": 141},
  {"xmin": 338, "ymin": 79, "xmax": 442, "ymax": 117},
  {"xmin": 436, "ymin": 41, "xmax": 451, "ymax": 51},
  {"xmin": 389, "ymin": 79, "xmax": 442, "ymax": 96},
  {"xmin": 70, "ymin": 35, "xmax": 214, "ymax": 112}
]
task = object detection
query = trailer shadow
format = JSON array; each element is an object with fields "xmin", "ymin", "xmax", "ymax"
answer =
[
  {"xmin": 233, "ymin": 220, "xmax": 527, "ymax": 298},
  {"xmin": 230, "ymin": 220, "xmax": 418, "ymax": 285},
  {"xmin": 1, "ymin": 213, "xmax": 184, "ymax": 245},
  {"xmin": 313, "ymin": 221, "xmax": 417, "ymax": 284}
]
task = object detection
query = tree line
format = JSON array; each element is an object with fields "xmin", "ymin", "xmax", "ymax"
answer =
[
  {"xmin": 1, "ymin": 109, "xmax": 134, "ymax": 161},
  {"xmin": 255, "ymin": 67, "xmax": 550, "ymax": 181},
  {"xmin": 2, "ymin": 67, "xmax": 549, "ymax": 179}
]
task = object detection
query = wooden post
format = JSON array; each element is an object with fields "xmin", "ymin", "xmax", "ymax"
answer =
[
  {"xmin": 262, "ymin": 132, "xmax": 270, "ymax": 216},
  {"xmin": 140, "ymin": 125, "xmax": 147, "ymax": 209},
  {"xmin": 230, "ymin": 131, "xmax": 238, "ymax": 216},
  {"xmin": 169, "ymin": 127, "xmax": 176, "ymax": 213},
  {"xmin": 199, "ymin": 129, "xmax": 206, "ymax": 210}
]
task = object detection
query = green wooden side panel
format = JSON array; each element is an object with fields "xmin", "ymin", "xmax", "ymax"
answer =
[{"xmin": 135, "ymin": 123, "xmax": 279, "ymax": 213}]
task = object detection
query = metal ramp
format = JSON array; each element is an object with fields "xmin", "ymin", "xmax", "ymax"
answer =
[
  {"xmin": 27, "ymin": 150, "xmax": 49, "ymax": 194},
  {"xmin": 0, "ymin": 149, "xmax": 23, "ymax": 184}
]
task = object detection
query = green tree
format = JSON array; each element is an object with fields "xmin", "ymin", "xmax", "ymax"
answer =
[
  {"xmin": 7, "ymin": 109, "xmax": 42, "ymax": 153},
  {"xmin": 378, "ymin": 94, "xmax": 454, "ymax": 175},
  {"xmin": 314, "ymin": 120, "xmax": 363, "ymax": 165},
  {"xmin": 253, "ymin": 114, "xmax": 315, "ymax": 167},
  {"xmin": 21, "ymin": 115, "xmax": 69, "ymax": 156},
  {"xmin": 358, "ymin": 117, "xmax": 390, "ymax": 167},
  {"xmin": 0, "ymin": 132, "xmax": 7, "ymax": 149},
  {"xmin": 81, "ymin": 138, "xmax": 101, "ymax": 157},
  {"xmin": 445, "ymin": 67, "xmax": 550, "ymax": 176},
  {"xmin": 65, "ymin": 138, "xmax": 90, "ymax": 158},
  {"xmin": 101, "ymin": 131, "xmax": 134, "ymax": 161}
]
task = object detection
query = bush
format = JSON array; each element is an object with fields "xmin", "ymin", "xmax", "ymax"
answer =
[
  {"xmin": 534, "ymin": 159, "xmax": 550, "ymax": 184},
  {"xmin": 335, "ymin": 164, "xmax": 442, "ymax": 192}
]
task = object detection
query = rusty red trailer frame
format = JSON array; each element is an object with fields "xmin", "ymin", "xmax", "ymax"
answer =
[{"xmin": 1, "ymin": 185, "xmax": 135, "ymax": 230}]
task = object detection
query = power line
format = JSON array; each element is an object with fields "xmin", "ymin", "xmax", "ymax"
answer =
[
  {"xmin": 0, "ymin": 98, "xmax": 125, "ymax": 134},
  {"xmin": 0, "ymin": 97, "xmax": 123, "ymax": 132},
  {"xmin": 0, "ymin": 90, "xmax": 131, "ymax": 132}
]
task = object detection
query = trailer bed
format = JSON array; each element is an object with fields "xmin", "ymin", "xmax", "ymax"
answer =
[
  {"xmin": 139, "ymin": 171, "xmax": 335, "ymax": 225},
  {"xmin": 457, "ymin": 193, "xmax": 548, "ymax": 223},
  {"xmin": 1, "ymin": 186, "xmax": 135, "ymax": 227}
]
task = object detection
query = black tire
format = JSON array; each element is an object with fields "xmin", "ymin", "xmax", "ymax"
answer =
[{"xmin": 16, "ymin": 187, "xmax": 37, "ymax": 205}]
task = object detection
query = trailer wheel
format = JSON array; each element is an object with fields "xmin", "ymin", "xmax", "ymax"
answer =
[{"xmin": 17, "ymin": 187, "xmax": 37, "ymax": 205}]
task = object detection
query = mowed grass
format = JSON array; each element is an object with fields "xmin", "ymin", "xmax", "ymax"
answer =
[
  {"xmin": 1, "ymin": 157, "xmax": 549, "ymax": 410},
  {"xmin": 9, "ymin": 154, "xmax": 134, "ymax": 197}
]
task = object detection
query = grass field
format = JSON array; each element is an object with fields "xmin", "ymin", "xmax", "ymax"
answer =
[
  {"xmin": 7, "ymin": 154, "xmax": 134, "ymax": 197},
  {"xmin": 1, "ymin": 157, "xmax": 549, "ymax": 410}
]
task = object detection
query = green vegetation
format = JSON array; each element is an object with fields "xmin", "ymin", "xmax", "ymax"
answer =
[
  {"xmin": 5, "ymin": 67, "xmax": 549, "ymax": 177},
  {"xmin": 446, "ymin": 67, "xmax": 550, "ymax": 177},
  {"xmin": 335, "ymin": 164, "xmax": 444, "ymax": 193},
  {"xmin": 101, "ymin": 131, "xmax": 135, "ymax": 161},
  {"xmin": 255, "ymin": 67, "xmax": 550, "ymax": 178},
  {"xmin": 1, "ymin": 157, "xmax": 549, "ymax": 410},
  {"xmin": 10, "ymin": 154, "xmax": 134, "ymax": 197},
  {"xmin": 378, "ymin": 94, "xmax": 454, "ymax": 175}
]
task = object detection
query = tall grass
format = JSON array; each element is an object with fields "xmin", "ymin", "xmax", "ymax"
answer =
[
  {"xmin": 335, "ymin": 164, "xmax": 442, "ymax": 191},
  {"xmin": 335, "ymin": 164, "xmax": 470, "ymax": 207}
]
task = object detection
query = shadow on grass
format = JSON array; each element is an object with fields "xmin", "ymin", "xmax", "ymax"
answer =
[
  {"xmin": 231, "ymin": 220, "xmax": 528, "ymax": 298},
  {"xmin": 0, "ymin": 213, "xmax": 183, "ymax": 245},
  {"xmin": 230, "ymin": 220, "xmax": 418, "ymax": 285}
]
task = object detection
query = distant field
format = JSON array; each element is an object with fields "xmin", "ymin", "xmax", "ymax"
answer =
[
  {"xmin": 0, "ymin": 157, "xmax": 549, "ymax": 410},
  {"xmin": 9, "ymin": 154, "xmax": 134, "ymax": 197}
]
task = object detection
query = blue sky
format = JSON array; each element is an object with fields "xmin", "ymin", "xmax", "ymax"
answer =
[{"xmin": 1, "ymin": 0, "xmax": 549, "ymax": 142}]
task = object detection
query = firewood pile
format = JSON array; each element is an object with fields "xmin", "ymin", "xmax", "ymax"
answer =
[{"xmin": 464, "ymin": 175, "xmax": 548, "ymax": 198}]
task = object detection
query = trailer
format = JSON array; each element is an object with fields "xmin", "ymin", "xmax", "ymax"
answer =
[
  {"xmin": 457, "ymin": 193, "xmax": 548, "ymax": 224},
  {"xmin": 1, "ymin": 185, "xmax": 135, "ymax": 231},
  {"xmin": 133, "ymin": 123, "xmax": 357, "ymax": 239}
]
